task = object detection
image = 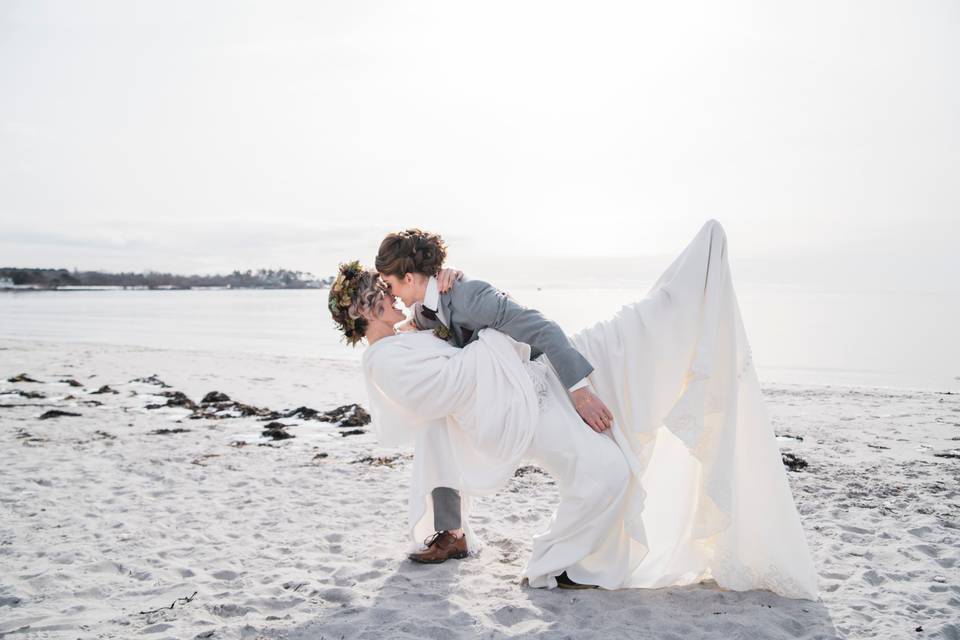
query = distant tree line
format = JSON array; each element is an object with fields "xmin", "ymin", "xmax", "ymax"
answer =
[{"xmin": 0, "ymin": 267, "xmax": 334, "ymax": 289}]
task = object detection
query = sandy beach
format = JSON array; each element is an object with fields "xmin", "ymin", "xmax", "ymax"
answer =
[{"xmin": 1, "ymin": 337, "xmax": 958, "ymax": 639}]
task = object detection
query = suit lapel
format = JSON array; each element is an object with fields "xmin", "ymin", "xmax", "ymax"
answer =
[
  {"xmin": 411, "ymin": 300, "xmax": 424, "ymax": 327},
  {"xmin": 439, "ymin": 291, "xmax": 463, "ymax": 347}
]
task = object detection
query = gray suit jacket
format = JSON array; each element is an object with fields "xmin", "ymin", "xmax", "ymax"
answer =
[{"xmin": 413, "ymin": 276, "xmax": 594, "ymax": 389}]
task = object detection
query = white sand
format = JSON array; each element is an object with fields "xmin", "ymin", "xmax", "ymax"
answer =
[{"xmin": 1, "ymin": 338, "xmax": 958, "ymax": 639}]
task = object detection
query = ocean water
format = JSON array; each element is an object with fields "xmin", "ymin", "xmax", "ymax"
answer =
[{"xmin": 1, "ymin": 286, "xmax": 957, "ymax": 392}]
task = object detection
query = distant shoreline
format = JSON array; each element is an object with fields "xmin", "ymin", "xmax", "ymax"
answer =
[
  {"xmin": 0, "ymin": 285, "xmax": 328, "ymax": 291},
  {"xmin": 0, "ymin": 267, "xmax": 333, "ymax": 291}
]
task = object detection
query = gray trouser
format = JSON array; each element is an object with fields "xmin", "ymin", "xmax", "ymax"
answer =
[{"xmin": 431, "ymin": 486, "xmax": 461, "ymax": 530}]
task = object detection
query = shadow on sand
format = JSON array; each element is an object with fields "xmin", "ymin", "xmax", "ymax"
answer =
[{"xmin": 273, "ymin": 550, "xmax": 840, "ymax": 640}]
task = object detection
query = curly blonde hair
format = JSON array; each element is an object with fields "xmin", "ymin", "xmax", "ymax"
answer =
[{"xmin": 328, "ymin": 261, "xmax": 389, "ymax": 346}]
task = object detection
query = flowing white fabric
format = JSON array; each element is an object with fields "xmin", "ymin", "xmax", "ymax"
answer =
[
  {"xmin": 364, "ymin": 327, "xmax": 640, "ymax": 577},
  {"xmin": 516, "ymin": 353, "xmax": 638, "ymax": 591},
  {"xmin": 568, "ymin": 218, "xmax": 819, "ymax": 600},
  {"xmin": 362, "ymin": 327, "xmax": 541, "ymax": 557},
  {"xmin": 361, "ymin": 218, "xmax": 819, "ymax": 600}
]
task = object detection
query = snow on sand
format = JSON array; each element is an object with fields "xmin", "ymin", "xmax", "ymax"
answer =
[{"xmin": 1, "ymin": 339, "xmax": 958, "ymax": 639}]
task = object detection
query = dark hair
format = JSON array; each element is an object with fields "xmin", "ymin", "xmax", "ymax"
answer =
[{"xmin": 374, "ymin": 228, "xmax": 447, "ymax": 278}]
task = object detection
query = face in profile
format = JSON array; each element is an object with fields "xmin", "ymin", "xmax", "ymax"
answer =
[
  {"xmin": 379, "ymin": 273, "xmax": 417, "ymax": 308},
  {"xmin": 376, "ymin": 292, "xmax": 405, "ymax": 326}
]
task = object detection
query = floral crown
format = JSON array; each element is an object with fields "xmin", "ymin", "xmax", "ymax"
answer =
[{"xmin": 328, "ymin": 260, "xmax": 371, "ymax": 346}]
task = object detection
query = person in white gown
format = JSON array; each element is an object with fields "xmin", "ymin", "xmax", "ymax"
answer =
[{"xmin": 328, "ymin": 219, "xmax": 820, "ymax": 600}]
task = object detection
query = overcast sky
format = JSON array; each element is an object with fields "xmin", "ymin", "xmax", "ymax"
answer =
[{"xmin": 1, "ymin": 1, "xmax": 957, "ymax": 291}]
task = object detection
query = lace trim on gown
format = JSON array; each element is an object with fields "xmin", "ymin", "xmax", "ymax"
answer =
[
  {"xmin": 524, "ymin": 358, "xmax": 550, "ymax": 412},
  {"xmin": 661, "ymin": 344, "xmax": 815, "ymax": 599},
  {"xmin": 565, "ymin": 220, "xmax": 818, "ymax": 600},
  {"xmin": 711, "ymin": 547, "xmax": 816, "ymax": 600}
]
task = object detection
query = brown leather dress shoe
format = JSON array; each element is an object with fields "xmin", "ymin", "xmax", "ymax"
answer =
[{"xmin": 408, "ymin": 530, "xmax": 468, "ymax": 564}]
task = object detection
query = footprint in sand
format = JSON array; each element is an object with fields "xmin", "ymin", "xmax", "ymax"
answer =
[
  {"xmin": 862, "ymin": 569, "xmax": 885, "ymax": 586},
  {"xmin": 211, "ymin": 569, "xmax": 241, "ymax": 581}
]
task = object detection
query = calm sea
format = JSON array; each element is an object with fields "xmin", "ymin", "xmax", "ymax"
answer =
[{"xmin": 1, "ymin": 287, "xmax": 957, "ymax": 392}]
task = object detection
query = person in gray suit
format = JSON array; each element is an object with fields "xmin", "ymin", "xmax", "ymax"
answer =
[{"xmin": 375, "ymin": 228, "xmax": 615, "ymax": 572}]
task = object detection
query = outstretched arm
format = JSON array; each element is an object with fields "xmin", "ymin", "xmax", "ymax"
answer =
[
  {"xmin": 453, "ymin": 279, "xmax": 614, "ymax": 432},
  {"xmin": 455, "ymin": 279, "xmax": 591, "ymax": 386}
]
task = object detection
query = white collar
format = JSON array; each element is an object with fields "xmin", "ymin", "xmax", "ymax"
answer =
[{"xmin": 423, "ymin": 275, "xmax": 440, "ymax": 311}]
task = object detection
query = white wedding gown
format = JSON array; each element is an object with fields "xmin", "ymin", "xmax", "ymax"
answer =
[{"xmin": 361, "ymin": 219, "xmax": 819, "ymax": 601}]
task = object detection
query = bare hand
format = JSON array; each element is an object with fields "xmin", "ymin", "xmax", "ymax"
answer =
[
  {"xmin": 571, "ymin": 387, "xmax": 614, "ymax": 433},
  {"xmin": 437, "ymin": 267, "xmax": 464, "ymax": 293}
]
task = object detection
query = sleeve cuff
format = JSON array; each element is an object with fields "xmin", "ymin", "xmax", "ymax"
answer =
[{"xmin": 567, "ymin": 377, "xmax": 591, "ymax": 393}]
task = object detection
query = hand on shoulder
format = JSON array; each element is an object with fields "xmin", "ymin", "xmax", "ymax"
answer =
[{"xmin": 436, "ymin": 267, "xmax": 464, "ymax": 293}]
